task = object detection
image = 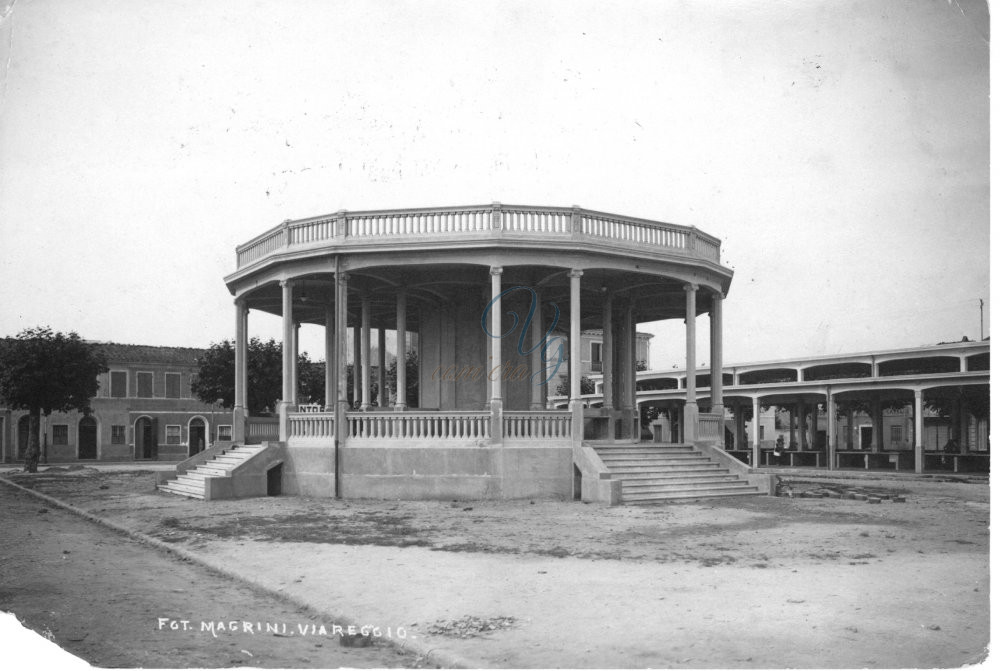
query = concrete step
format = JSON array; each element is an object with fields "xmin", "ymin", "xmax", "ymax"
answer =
[
  {"xmin": 226, "ymin": 446, "xmax": 264, "ymax": 455},
  {"xmin": 190, "ymin": 466, "xmax": 229, "ymax": 477},
  {"xmin": 597, "ymin": 456, "xmax": 712, "ymax": 466},
  {"xmin": 603, "ymin": 463, "xmax": 723, "ymax": 474},
  {"xmin": 211, "ymin": 456, "xmax": 248, "ymax": 466},
  {"xmin": 624, "ymin": 488, "xmax": 765, "ymax": 503},
  {"xmin": 176, "ymin": 474, "xmax": 207, "ymax": 488},
  {"xmin": 622, "ymin": 479, "xmax": 751, "ymax": 493},
  {"xmin": 620, "ymin": 475, "xmax": 741, "ymax": 488},
  {"xmin": 159, "ymin": 480, "xmax": 206, "ymax": 497},
  {"xmin": 157, "ymin": 482, "xmax": 205, "ymax": 499},
  {"xmin": 593, "ymin": 446, "xmax": 696, "ymax": 454}
]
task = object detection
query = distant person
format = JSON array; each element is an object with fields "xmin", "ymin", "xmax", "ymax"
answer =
[{"xmin": 774, "ymin": 435, "xmax": 785, "ymax": 457}]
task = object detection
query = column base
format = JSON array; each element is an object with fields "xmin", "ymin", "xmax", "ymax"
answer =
[
  {"xmin": 232, "ymin": 406, "xmax": 247, "ymax": 443},
  {"xmin": 683, "ymin": 402, "xmax": 698, "ymax": 443},
  {"xmin": 490, "ymin": 398, "xmax": 503, "ymax": 444},
  {"xmin": 278, "ymin": 401, "xmax": 292, "ymax": 442},
  {"xmin": 569, "ymin": 399, "xmax": 584, "ymax": 445}
]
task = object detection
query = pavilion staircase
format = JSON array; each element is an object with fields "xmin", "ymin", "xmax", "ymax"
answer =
[
  {"xmin": 157, "ymin": 444, "xmax": 272, "ymax": 500},
  {"xmin": 589, "ymin": 442, "xmax": 765, "ymax": 503}
]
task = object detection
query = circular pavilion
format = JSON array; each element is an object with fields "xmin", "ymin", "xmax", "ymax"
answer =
[{"xmin": 224, "ymin": 203, "xmax": 734, "ymax": 501}]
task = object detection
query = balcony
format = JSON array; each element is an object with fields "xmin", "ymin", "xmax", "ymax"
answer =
[{"xmin": 233, "ymin": 203, "xmax": 722, "ymax": 271}]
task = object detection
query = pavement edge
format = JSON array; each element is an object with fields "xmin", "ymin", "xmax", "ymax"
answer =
[{"xmin": 0, "ymin": 476, "xmax": 474, "ymax": 670}]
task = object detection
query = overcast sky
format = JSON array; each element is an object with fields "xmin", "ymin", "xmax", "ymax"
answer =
[{"xmin": 0, "ymin": 0, "xmax": 990, "ymax": 369}]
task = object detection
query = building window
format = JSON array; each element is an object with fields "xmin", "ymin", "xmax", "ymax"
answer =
[
  {"xmin": 137, "ymin": 372, "xmax": 153, "ymax": 398},
  {"xmin": 52, "ymin": 425, "xmax": 69, "ymax": 445},
  {"xmin": 165, "ymin": 425, "xmax": 181, "ymax": 445},
  {"xmin": 890, "ymin": 425, "xmax": 903, "ymax": 442},
  {"xmin": 165, "ymin": 373, "xmax": 181, "ymax": 399},
  {"xmin": 111, "ymin": 425, "xmax": 126, "ymax": 444},
  {"xmin": 217, "ymin": 425, "xmax": 233, "ymax": 442},
  {"xmin": 110, "ymin": 371, "xmax": 127, "ymax": 398},
  {"xmin": 590, "ymin": 342, "xmax": 603, "ymax": 372}
]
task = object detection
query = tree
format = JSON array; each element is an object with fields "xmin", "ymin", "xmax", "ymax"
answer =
[
  {"xmin": 191, "ymin": 338, "xmax": 322, "ymax": 415},
  {"xmin": 386, "ymin": 350, "xmax": 419, "ymax": 407},
  {"xmin": 0, "ymin": 328, "xmax": 108, "ymax": 472},
  {"xmin": 555, "ymin": 375, "xmax": 595, "ymax": 396}
]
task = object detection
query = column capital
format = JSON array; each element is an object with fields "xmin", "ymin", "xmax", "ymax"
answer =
[
  {"xmin": 684, "ymin": 282, "xmax": 699, "ymax": 293},
  {"xmin": 335, "ymin": 271, "xmax": 350, "ymax": 283},
  {"xmin": 279, "ymin": 278, "xmax": 294, "ymax": 289},
  {"xmin": 568, "ymin": 268, "xmax": 584, "ymax": 279},
  {"xmin": 490, "ymin": 266, "xmax": 503, "ymax": 276}
]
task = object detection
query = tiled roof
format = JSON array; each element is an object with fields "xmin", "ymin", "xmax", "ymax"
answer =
[{"xmin": 91, "ymin": 342, "xmax": 208, "ymax": 366}]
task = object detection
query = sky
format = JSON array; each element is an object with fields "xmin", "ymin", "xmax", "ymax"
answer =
[{"xmin": 0, "ymin": 0, "xmax": 990, "ymax": 370}]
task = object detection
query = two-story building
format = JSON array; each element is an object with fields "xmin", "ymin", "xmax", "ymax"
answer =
[{"xmin": 1, "ymin": 343, "xmax": 224, "ymax": 464}]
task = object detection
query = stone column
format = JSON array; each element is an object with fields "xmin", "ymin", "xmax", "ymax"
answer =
[
  {"xmin": 796, "ymin": 401, "xmax": 806, "ymax": 451},
  {"xmin": 624, "ymin": 300, "xmax": 636, "ymax": 439},
  {"xmin": 732, "ymin": 401, "xmax": 744, "ymax": 451},
  {"xmin": 394, "ymin": 289, "xmax": 407, "ymax": 411},
  {"xmin": 530, "ymin": 290, "xmax": 544, "ymax": 411},
  {"xmin": 959, "ymin": 394, "xmax": 970, "ymax": 453},
  {"xmin": 569, "ymin": 269, "xmax": 584, "ymax": 444},
  {"xmin": 360, "ymin": 294, "xmax": 372, "ymax": 410},
  {"xmin": 233, "ymin": 299, "xmax": 248, "ymax": 443},
  {"xmin": 324, "ymin": 305, "xmax": 336, "ymax": 411},
  {"xmin": 751, "ymin": 396, "xmax": 760, "ymax": 468},
  {"xmin": 826, "ymin": 389, "xmax": 837, "ymax": 471},
  {"xmin": 710, "ymin": 291, "xmax": 724, "ymax": 416},
  {"xmin": 352, "ymin": 325, "xmax": 361, "ymax": 408},
  {"xmin": 809, "ymin": 404, "xmax": 818, "ymax": 450},
  {"xmin": 335, "ymin": 273, "xmax": 349, "ymax": 442},
  {"xmin": 683, "ymin": 283, "xmax": 699, "ymax": 442},
  {"xmin": 914, "ymin": 388, "xmax": 924, "ymax": 474},
  {"xmin": 293, "ymin": 322, "xmax": 300, "ymax": 405},
  {"xmin": 871, "ymin": 393, "xmax": 883, "ymax": 452},
  {"xmin": 279, "ymin": 279, "xmax": 295, "ymax": 441},
  {"xmin": 489, "ymin": 267, "xmax": 504, "ymax": 442},
  {"xmin": 846, "ymin": 407, "xmax": 854, "ymax": 450},
  {"xmin": 377, "ymin": 328, "xmax": 386, "ymax": 407},
  {"xmin": 602, "ymin": 291, "xmax": 614, "ymax": 414}
]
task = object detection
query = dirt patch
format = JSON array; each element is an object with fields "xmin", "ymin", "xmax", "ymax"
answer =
[
  {"xmin": 1, "ymin": 469, "xmax": 989, "ymax": 668},
  {"xmin": 426, "ymin": 616, "xmax": 518, "ymax": 639},
  {"xmin": 3, "ymin": 469, "xmax": 989, "ymax": 568}
]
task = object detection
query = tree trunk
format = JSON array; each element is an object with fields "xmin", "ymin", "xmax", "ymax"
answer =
[{"xmin": 25, "ymin": 408, "xmax": 41, "ymax": 473}]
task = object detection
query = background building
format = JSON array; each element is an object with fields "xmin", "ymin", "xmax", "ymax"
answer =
[{"xmin": 1, "ymin": 344, "xmax": 223, "ymax": 463}]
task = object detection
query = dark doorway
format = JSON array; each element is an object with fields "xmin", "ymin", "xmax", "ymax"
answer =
[
  {"xmin": 189, "ymin": 418, "xmax": 206, "ymax": 457},
  {"xmin": 136, "ymin": 417, "xmax": 157, "ymax": 459},
  {"xmin": 573, "ymin": 464, "xmax": 582, "ymax": 501},
  {"xmin": 266, "ymin": 464, "xmax": 282, "ymax": 496},
  {"xmin": 860, "ymin": 426, "xmax": 873, "ymax": 451},
  {"xmin": 78, "ymin": 417, "xmax": 98, "ymax": 459},
  {"xmin": 17, "ymin": 415, "xmax": 29, "ymax": 459}
]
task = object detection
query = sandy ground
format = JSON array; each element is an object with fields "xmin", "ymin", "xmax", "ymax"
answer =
[
  {"xmin": 0, "ymin": 483, "xmax": 425, "ymax": 668},
  {"xmin": 0, "ymin": 467, "xmax": 990, "ymax": 668}
]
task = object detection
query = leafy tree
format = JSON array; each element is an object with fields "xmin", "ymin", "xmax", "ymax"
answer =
[
  {"xmin": 0, "ymin": 328, "xmax": 108, "ymax": 472},
  {"xmin": 555, "ymin": 375, "xmax": 596, "ymax": 396},
  {"xmin": 191, "ymin": 338, "xmax": 322, "ymax": 415},
  {"xmin": 386, "ymin": 350, "xmax": 420, "ymax": 407}
]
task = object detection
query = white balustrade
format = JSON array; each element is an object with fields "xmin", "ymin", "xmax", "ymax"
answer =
[
  {"xmin": 697, "ymin": 412, "xmax": 724, "ymax": 441},
  {"xmin": 347, "ymin": 411, "xmax": 490, "ymax": 441},
  {"xmin": 288, "ymin": 412, "xmax": 337, "ymax": 438},
  {"xmin": 246, "ymin": 417, "xmax": 280, "ymax": 443},
  {"xmin": 502, "ymin": 412, "xmax": 572, "ymax": 440},
  {"xmin": 235, "ymin": 204, "xmax": 721, "ymax": 268}
]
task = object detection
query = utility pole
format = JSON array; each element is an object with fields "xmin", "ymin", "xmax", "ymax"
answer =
[{"xmin": 980, "ymin": 298, "xmax": 985, "ymax": 341}]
